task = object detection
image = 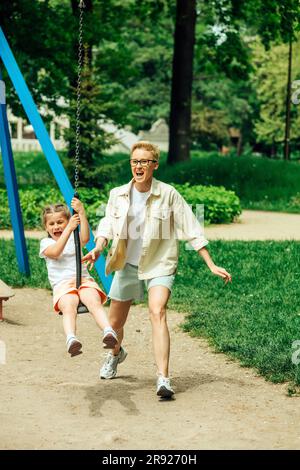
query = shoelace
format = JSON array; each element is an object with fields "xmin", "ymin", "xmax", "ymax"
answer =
[
  {"xmin": 157, "ymin": 376, "xmax": 170, "ymax": 386},
  {"xmin": 104, "ymin": 353, "xmax": 118, "ymax": 368}
]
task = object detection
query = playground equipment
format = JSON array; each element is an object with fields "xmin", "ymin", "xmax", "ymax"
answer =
[
  {"xmin": 71, "ymin": 0, "xmax": 89, "ymax": 314},
  {"xmin": 0, "ymin": 280, "xmax": 14, "ymax": 321},
  {"xmin": 0, "ymin": 5, "xmax": 112, "ymax": 297}
]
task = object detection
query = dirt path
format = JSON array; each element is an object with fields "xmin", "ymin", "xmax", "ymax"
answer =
[
  {"xmin": 1, "ymin": 288, "xmax": 300, "ymax": 450},
  {"xmin": 205, "ymin": 210, "xmax": 300, "ymax": 240},
  {"xmin": 1, "ymin": 209, "xmax": 300, "ymax": 241}
]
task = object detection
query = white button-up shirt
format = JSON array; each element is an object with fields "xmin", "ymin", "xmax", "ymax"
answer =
[{"xmin": 95, "ymin": 178, "xmax": 209, "ymax": 279}]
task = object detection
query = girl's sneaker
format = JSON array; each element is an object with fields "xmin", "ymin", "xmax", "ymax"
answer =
[
  {"xmin": 103, "ymin": 327, "xmax": 118, "ymax": 349},
  {"xmin": 66, "ymin": 336, "xmax": 82, "ymax": 357}
]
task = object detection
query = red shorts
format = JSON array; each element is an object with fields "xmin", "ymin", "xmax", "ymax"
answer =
[{"xmin": 52, "ymin": 277, "xmax": 107, "ymax": 313}]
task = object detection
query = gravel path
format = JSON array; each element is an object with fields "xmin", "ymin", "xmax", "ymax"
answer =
[{"xmin": 1, "ymin": 288, "xmax": 300, "ymax": 450}]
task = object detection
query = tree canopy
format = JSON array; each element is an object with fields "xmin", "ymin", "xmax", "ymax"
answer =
[{"xmin": 1, "ymin": 0, "xmax": 300, "ymax": 161}]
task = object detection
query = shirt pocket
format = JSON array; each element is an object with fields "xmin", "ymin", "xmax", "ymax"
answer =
[
  {"xmin": 151, "ymin": 208, "xmax": 172, "ymax": 220},
  {"xmin": 110, "ymin": 206, "xmax": 126, "ymax": 238},
  {"xmin": 110, "ymin": 206, "xmax": 123, "ymax": 218},
  {"xmin": 149, "ymin": 209, "xmax": 172, "ymax": 240}
]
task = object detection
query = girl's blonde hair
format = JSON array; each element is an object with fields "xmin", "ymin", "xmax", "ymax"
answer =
[{"xmin": 42, "ymin": 203, "xmax": 71, "ymax": 229}]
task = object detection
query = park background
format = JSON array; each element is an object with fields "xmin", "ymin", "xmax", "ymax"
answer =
[{"xmin": 1, "ymin": 0, "xmax": 300, "ymax": 450}]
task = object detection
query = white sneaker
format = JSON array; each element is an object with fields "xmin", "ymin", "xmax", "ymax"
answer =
[
  {"xmin": 156, "ymin": 375, "xmax": 174, "ymax": 398},
  {"xmin": 100, "ymin": 346, "xmax": 127, "ymax": 379},
  {"xmin": 66, "ymin": 336, "xmax": 82, "ymax": 357},
  {"xmin": 102, "ymin": 327, "xmax": 118, "ymax": 349}
]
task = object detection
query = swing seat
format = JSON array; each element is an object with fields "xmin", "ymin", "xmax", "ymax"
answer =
[
  {"xmin": 0, "ymin": 279, "xmax": 14, "ymax": 321},
  {"xmin": 77, "ymin": 302, "xmax": 89, "ymax": 314},
  {"xmin": 58, "ymin": 302, "xmax": 89, "ymax": 316}
]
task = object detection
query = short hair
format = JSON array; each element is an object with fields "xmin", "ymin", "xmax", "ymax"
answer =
[
  {"xmin": 131, "ymin": 141, "xmax": 160, "ymax": 161},
  {"xmin": 42, "ymin": 203, "xmax": 71, "ymax": 229}
]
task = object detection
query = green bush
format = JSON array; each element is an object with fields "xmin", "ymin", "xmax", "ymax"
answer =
[
  {"xmin": 0, "ymin": 151, "xmax": 55, "ymax": 187},
  {"xmin": 0, "ymin": 182, "xmax": 240, "ymax": 229},
  {"xmin": 174, "ymin": 183, "xmax": 241, "ymax": 224},
  {"xmin": 0, "ymin": 185, "xmax": 112, "ymax": 230},
  {"xmin": 2, "ymin": 150, "xmax": 300, "ymax": 213},
  {"xmin": 290, "ymin": 193, "xmax": 300, "ymax": 210},
  {"xmin": 156, "ymin": 153, "xmax": 300, "ymax": 211}
]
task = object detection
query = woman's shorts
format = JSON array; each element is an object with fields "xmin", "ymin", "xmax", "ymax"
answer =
[
  {"xmin": 53, "ymin": 277, "xmax": 107, "ymax": 313},
  {"xmin": 108, "ymin": 263, "xmax": 175, "ymax": 302}
]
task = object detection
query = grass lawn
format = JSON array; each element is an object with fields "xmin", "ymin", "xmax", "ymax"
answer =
[
  {"xmin": 1, "ymin": 238, "xmax": 300, "ymax": 387},
  {"xmin": 172, "ymin": 240, "xmax": 300, "ymax": 387}
]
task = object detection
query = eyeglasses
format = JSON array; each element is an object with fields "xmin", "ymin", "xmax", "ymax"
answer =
[{"xmin": 130, "ymin": 159, "xmax": 158, "ymax": 167}]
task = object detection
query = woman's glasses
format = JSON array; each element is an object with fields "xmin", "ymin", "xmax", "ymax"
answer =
[{"xmin": 130, "ymin": 159, "xmax": 158, "ymax": 167}]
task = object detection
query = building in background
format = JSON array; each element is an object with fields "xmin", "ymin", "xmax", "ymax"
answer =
[
  {"xmin": 138, "ymin": 118, "xmax": 169, "ymax": 152},
  {"xmin": 6, "ymin": 108, "xmax": 170, "ymax": 154},
  {"xmin": 7, "ymin": 107, "xmax": 67, "ymax": 152}
]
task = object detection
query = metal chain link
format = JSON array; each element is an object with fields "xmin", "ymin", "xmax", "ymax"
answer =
[{"xmin": 74, "ymin": 0, "xmax": 85, "ymax": 192}]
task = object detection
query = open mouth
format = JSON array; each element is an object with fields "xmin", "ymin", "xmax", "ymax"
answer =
[
  {"xmin": 53, "ymin": 231, "xmax": 62, "ymax": 236},
  {"xmin": 135, "ymin": 170, "xmax": 144, "ymax": 177}
]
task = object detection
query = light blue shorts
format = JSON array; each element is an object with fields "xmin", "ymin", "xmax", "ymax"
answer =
[{"xmin": 108, "ymin": 263, "xmax": 176, "ymax": 302}]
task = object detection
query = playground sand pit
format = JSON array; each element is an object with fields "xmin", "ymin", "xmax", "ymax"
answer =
[{"xmin": 1, "ymin": 288, "xmax": 300, "ymax": 450}]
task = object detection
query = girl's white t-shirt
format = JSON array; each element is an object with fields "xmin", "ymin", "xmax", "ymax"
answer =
[
  {"xmin": 125, "ymin": 185, "xmax": 150, "ymax": 266},
  {"xmin": 39, "ymin": 236, "xmax": 89, "ymax": 289}
]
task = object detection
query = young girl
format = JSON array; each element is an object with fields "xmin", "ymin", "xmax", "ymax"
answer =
[{"xmin": 39, "ymin": 197, "xmax": 118, "ymax": 357}]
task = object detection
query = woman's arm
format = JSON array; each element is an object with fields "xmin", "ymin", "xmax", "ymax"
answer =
[{"xmin": 198, "ymin": 246, "xmax": 232, "ymax": 284}]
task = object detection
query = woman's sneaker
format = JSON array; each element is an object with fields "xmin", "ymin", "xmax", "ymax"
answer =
[
  {"xmin": 100, "ymin": 346, "xmax": 127, "ymax": 379},
  {"xmin": 102, "ymin": 327, "xmax": 118, "ymax": 349},
  {"xmin": 156, "ymin": 375, "xmax": 174, "ymax": 398},
  {"xmin": 66, "ymin": 336, "xmax": 82, "ymax": 357}
]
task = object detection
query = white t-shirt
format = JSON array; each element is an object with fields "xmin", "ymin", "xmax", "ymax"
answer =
[
  {"xmin": 125, "ymin": 185, "xmax": 150, "ymax": 266},
  {"xmin": 39, "ymin": 236, "xmax": 89, "ymax": 289}
]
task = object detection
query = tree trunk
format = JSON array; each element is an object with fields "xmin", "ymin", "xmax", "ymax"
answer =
[
  {"xmin": 271, "ymin": 138, "xmax": 276, "ymax": 159},
  {"xmin": 237, "ymin": 133, "xmax": 242, "ymax": 156},
  {"xmin": 284, "ymin": 37, "xmax": 292, "ymax": 161},
  {"xmin": 167, "ymin": 0, "xmax": 196, "ymax": 165}
]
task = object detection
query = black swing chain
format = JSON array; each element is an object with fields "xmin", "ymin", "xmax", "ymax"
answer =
[{"xmin": 74, "ymin": 0, "xmax": 85, "ymax": 193}]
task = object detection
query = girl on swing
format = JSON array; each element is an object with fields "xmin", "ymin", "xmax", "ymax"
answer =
[{"xmin": 39, "ymin": 197, "xmax": 117, "ymax": 357}]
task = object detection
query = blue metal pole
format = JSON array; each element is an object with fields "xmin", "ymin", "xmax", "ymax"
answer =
[
  {"xmin": 0, "ymin": 27, "xmax": 111, "ymax": 291},
  {"xmin": 0, "ymin": 71, "xmax": 30, "ymax": 275}
]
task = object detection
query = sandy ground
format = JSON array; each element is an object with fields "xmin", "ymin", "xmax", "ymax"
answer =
[
  {"xmin": 1, "ymin": 288, "xmax": 300, "ymax": 450},
  {"xmin": 1, "ymin": 209, "xmax": 300, "ymax": 241},
  {"xmin": 205, "ymin": 210, "xmax": 300, "ymax": 240}
]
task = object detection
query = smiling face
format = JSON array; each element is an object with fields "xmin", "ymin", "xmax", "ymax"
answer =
[
  {"xmin": 130, "ymin": 148, "xmax": 159, "ymax": 188},
  {"xmin": 45, "ymin": 211, "xmax": 69, "ymax": 240}
]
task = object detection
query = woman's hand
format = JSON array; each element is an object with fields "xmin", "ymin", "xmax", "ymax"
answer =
[
  {"xmin": 210, "ymin": 264, "xmax": 232, "ymax": 284},
  {"xmin": 82, "ymin": 248, "xmax": 102, "ymax": 270}
]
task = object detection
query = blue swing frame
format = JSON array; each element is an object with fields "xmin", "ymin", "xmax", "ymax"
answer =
[{"xmin": 0, "ymin": 27, "xmax": 112, "ymax": 291}]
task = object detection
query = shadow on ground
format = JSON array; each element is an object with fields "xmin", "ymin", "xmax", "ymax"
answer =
[{"xmin": 80, "ymin": 372, "xmax": 250, "ymax": 417}]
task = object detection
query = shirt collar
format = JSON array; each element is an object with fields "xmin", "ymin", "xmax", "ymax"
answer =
[{"xmin": 116, "ymin": 177, "xmax": 160, "ymax": 197}]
